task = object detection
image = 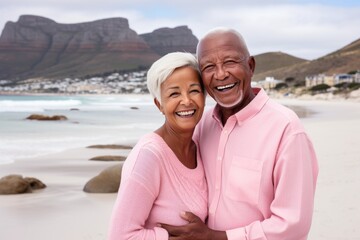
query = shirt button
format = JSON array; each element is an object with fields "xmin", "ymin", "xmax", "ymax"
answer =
[{"xmin": 217, "ymin": 156, "xmax": 221, "ymax": 161}]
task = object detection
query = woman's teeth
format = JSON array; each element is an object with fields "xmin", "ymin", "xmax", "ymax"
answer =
[{"xmin": 176, "ymin": 110, "xmax": 195, "ymax": 116}]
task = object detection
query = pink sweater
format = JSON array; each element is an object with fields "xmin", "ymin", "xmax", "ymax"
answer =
[{"xmin": 108, "ymin": 132, "xmax": 208, "ymax": 240}]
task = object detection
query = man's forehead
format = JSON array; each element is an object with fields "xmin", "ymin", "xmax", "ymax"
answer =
[{"xmin": 198, "ymin": 47, "xmax": 240, "ymax": 63}]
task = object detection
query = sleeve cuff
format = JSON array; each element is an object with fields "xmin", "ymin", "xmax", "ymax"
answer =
[
  {"xmin": 226, "ymin": 227, "xmax": 247, "ymax": 240},
  {"xmin": 154, "ymin": 226, "xmax": 169, "ymax": 240}
]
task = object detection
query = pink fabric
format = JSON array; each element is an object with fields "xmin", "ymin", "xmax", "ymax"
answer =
[
  {"xmin": 108, "ymin": 132, "xmax": 208, "ymax": 240},
  {"xmin": 194, "ymin": 88, "xmax": 319, "ymax": 240}
]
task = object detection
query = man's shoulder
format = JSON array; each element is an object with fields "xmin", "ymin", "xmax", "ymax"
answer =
[{"xmin": 266, "ymin": 99, "xmax": 300, "ymax": 121}]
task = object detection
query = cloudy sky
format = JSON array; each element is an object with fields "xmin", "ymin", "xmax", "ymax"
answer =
[{"xmin": 0, "ymin": 0, "xmax": 359, "ymax": 60}]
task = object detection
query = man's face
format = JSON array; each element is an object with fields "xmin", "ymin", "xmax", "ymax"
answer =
[{"xmin": 197, "ymin": 32, "xmax": 254, "ymax": 109}]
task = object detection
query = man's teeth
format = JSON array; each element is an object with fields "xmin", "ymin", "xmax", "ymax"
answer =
[
  {"xmin": 177, "ymin": 110, "xmax": 195, "ymax": 116},
  {"xmin": 216, "ymin": 83, "xmax": 235, "ymax": 90}
]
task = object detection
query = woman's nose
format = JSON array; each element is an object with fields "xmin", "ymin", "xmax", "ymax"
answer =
[{"xmin": 181, "ymin": 93, "xmax": 191, "ymax": 105}]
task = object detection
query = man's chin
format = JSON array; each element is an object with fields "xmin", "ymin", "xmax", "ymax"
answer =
[{"xmin": 215, "ymin": 93, "xmax": 243, "ymax": 109}]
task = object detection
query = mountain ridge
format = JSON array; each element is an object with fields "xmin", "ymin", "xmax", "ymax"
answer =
[
  {"xmin": 253, "ymin": 38, "xmax": 360, "ymax": 82},
  {"xmin": 0, "ymin": 15, "xmax": 359, "ymax": 82},
  {"xmin": 0, "ymin": 15, "xmax": 198, "ymax": 81}
]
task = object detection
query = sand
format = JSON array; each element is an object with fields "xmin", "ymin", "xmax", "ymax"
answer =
[{"xmin": 1, "ymin": 99, "xmax": 360, "ymax": 240}]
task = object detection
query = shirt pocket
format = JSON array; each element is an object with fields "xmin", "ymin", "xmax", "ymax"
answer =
[{"xmin": 225, "ymin": 156, "xmax": 263, "ymax": 205}]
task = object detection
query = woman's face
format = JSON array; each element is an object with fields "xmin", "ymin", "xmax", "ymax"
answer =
[{"xmin": 156, "ymin": 66, "xmax": 205, "ymax": 134}]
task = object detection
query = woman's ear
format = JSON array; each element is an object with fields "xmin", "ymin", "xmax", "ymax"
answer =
[{"xmin": 154, "ymin": 98, "xmax": 163, "ymax": 114}]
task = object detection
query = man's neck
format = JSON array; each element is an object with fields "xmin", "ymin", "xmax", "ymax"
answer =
[{"xmin": 219, "ymin": 90, "xmax": 256, "ymax": 125}]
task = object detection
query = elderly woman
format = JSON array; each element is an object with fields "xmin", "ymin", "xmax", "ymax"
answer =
[{"xmin": 108, "ymin": 52, "xmax": 208, "ymax": 239}]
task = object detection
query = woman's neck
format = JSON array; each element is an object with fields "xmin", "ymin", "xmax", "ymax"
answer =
[{"xmin": 155, "ymin": 125, "xmax": 197, "ymax": 169}]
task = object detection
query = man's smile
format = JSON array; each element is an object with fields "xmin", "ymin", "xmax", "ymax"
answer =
[{"xmin": 216, "ymin": 83, "xmax": 237, "ymax": 91}]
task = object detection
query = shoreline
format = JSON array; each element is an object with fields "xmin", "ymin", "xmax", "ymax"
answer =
[
  {"xmin": 1, "ymin": 88, "xmax": 360, "ymax": 102},
  {"xmin": 0, "ymin": 99, "xmax": 360, "ymax": 239}
]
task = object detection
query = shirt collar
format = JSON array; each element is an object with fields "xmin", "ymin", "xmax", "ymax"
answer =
[{"xmin": 212, "ymin": 88, "xmax": 269, "ymax": 125}]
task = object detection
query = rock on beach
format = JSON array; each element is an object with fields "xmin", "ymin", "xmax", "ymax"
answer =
[
  {"xmin": 83, "ymin": 163, "xmax": 123, "ymax": 193},
  {"xmin": 26, "ymin": 114, "xmax": 68, "ymax": 121},
  {"xmin": 89, "ymin": 155, "xmax": 127, "ymax": 161},
  {"xmin": 86, "ymin": 144, "xmax": 133, "ymax": 149},
  {"xmin": 0, "ymin": 174, "xmax": 46, "ymax": 194}
]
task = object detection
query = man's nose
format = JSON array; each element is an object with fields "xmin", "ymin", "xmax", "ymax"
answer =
[{"xmin": 214, "ymin": 64, "xmax": 228, "ymax": 80}]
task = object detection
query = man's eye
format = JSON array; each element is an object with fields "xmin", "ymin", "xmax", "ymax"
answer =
[
  {"xmin": 224, "ymin": 60, "xmax": 237, "ymax": 65},
  {"xmin": 202, "ymin": 65, "xmax": 215, "ymax": 72}
]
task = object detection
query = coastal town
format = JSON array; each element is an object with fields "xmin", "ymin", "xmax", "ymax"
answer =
[
  {"xmin": 1, "ymin": 69, "xmax": 359, "ymax": 102},
  {"xmin": 0, "ymin": 70, "xmax": 149, "ymax": 95}
]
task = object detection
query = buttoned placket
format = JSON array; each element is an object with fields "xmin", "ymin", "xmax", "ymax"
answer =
[{"xmin": 208, "ymin": 116, "xmax": 238, "ymax": 227}]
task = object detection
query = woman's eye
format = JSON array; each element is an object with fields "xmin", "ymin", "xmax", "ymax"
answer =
[
  {"xmin": 190, "ymin": 89, "xmax": 201, "ymax": 94},
  {"xmin": 169, "ymin": 92, "xmax": 180, "ymax": 97}
]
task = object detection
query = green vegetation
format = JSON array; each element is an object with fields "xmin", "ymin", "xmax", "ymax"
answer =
[
  {"xmin": 310, "ymin": 84, "xmax": 331, "ymax": 93},
  {"xmin": 348, "ymin": 70, "xmax": 358, "ymax": 75},
  {"xmin": 334, "ymin": 82, "xmax": 360, "ymax": 91},
  {"xmin": 274, "ymin": 82, "xmax": 288, "ymax": 90}
]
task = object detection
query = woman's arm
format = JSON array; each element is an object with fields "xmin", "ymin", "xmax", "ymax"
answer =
[{"xmin": 108, "ymin": 148, "xmax": 168, "ymax": 240}]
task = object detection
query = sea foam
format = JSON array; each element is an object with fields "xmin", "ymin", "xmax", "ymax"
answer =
[{"xmin": 0, "ymin": 99, "xmax": 82, "ymax": 112}]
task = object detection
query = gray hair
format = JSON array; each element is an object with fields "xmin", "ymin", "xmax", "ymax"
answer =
[
  {"xmin": 146, "ymin": 52, "xmax": 200, "ymax": 102},
  {"xmin": 196, "ymin": 27, "xmax": 250, "ymax": 57}
]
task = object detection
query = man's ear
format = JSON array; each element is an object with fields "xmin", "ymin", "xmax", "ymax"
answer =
[
  {"xmin": 154, "ymin": 98, "xmax": 163, "ymax": 113},
  {"xmin": 248, "ymin": 56, "xmax": 256, "ymax": 75}
]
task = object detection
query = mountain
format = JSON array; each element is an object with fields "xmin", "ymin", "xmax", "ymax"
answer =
[
  {"xmin": 253, "ymin": 38, "xmax": 360, "ymax": 82},
  {"xmin": 0, "ymin": 15, "xmax": 198, "ymax": 81},
  {"xmin": 253, "ymin": 52, "xmax": 308, "ymax": 79},
  {"xmin": 0, "ymin": 15, "xmax": 358, "ymax": 83},
  {"xmin": 140, "ymin": 26, "xmax": 198, "ymax": 56}
]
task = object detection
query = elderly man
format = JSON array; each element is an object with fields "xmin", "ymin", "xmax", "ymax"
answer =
[{"xmin": 161, "ymin": 28, "xmax": 319, "ymax": 240}]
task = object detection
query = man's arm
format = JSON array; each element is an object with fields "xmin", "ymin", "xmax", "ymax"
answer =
[{"xmin": 161, "ymin": 212, "xmax": 227, "ymax": 240}]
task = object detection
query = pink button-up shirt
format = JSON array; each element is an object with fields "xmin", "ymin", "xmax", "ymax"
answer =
[{"xmin": 194, "ymin": 88, "xmax": 318, "ymax": 240}]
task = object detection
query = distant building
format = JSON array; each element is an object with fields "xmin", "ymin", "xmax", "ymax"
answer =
[
  {"xmin": 305, "ymin": 74, "xmax": 334, "ymax": 87},
  {"xmin": 306, "ymin": 73, "xmax": 359, "ymax": 87},
  {"xmin": 257, "ymin": 77, "xmax": 284, "ymax": 90},
  {"xmin": 334, "ymin": 74, "xmax": 354, "ymax": 85}
]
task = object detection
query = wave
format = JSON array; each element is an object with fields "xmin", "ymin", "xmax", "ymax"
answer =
[{"xmin": 0, "ymin": 99, "xmax": 82, "ymax": 112}]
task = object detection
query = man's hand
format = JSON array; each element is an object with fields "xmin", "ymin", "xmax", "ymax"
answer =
[{"xmin": 160, "ymin": 212, "xmax": 227, "ymax": 240}]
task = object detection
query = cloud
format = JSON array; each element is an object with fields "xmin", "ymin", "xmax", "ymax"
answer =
[{"xmin": 0, "ymin": 0, "xmax": 359, "ymax": 60}]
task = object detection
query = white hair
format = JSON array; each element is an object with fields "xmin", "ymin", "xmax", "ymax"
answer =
[
  {"xmin": 146, "ymin": 52, "xmax": 200, "ymax": 102},
  {"xmin": 196, "ymin": 27, "xmax": 250, "ymax": 57}
]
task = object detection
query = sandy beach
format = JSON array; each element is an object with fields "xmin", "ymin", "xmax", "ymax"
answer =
[{"xmin": 0, "ymin": 99, "xmax": 359, "ymax": 240}]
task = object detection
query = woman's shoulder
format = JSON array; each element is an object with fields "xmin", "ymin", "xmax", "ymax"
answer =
[
  {"xmin": 137, "ymin": 132, "xmax": 167, "ymax": 153},
  {"xmin": 126, "ymin": 132, "xmax": 168, "ymax": 166},
  {"xmin": 122, "ymin": 133, "xmax": 166, "ymax": 180}
]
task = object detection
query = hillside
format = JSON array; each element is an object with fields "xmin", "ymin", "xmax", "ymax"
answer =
[
  {"xmin": 0, "ymin": 15, "xmax": 198, "ymax": 81},
  {"xmin": 253, "ymin": 38, "xmax": 360, "ymax": 82},
  {"xmin": 253, "ymin": 52, "xmax": 308, "ymax": 80}
]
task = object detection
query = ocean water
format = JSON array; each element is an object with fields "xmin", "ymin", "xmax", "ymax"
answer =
[{"xmin": 0, "ymin": 94, "xmax": 164, "ymax": 165}]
